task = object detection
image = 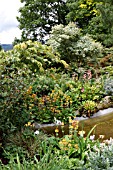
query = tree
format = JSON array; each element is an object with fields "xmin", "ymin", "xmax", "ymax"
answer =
[
  {"xmin": 66, "ymin": 0, "xmax": 99, "ymax": 29},
  {"xmin": 96, "ymin": 0, "xmax": 113, "ymax": 46},
  {"xmin": 0, "ymin": 43, "xmax": 2, "ymax": 51},
  {"xmin": 66, "ymin": 0, "xmax": 113, "ymax": 47},
  {"xmin": 17, "ymin": 0, "xmax": 69, "ymax": 42}
]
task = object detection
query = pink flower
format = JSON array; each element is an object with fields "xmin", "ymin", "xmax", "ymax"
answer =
[
  {"xmin": 87, "ymin": 70, "xmax": 92, "ymax": 79},
  {"xmin": 81, "ymin": 88, "xmax": 84, "ymax": 92},
  {"xmin": 83, "ymin": 74, "xmax": 87, "ymax": 79}
]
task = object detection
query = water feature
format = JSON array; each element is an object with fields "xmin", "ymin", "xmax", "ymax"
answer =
[{"xmin": 35, "ymin": 108, "xmax": 113, "ymax": 139}]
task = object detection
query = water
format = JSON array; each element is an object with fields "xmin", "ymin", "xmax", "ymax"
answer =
[{"xmin": 35, "ymin": 108, "xmax": 113, "ymax": 139}]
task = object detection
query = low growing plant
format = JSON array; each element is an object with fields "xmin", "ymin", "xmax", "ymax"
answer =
[
  {"xmin": 56, "ymin": 117, "xmax": 99, "ymax": 161},
  {"xmin": 104, "ymin": 78, "xmax": 113, "ymax": 96},
  {"xmin": 84, "ymin": 142, "xmax": 113, "ymax": 169}
]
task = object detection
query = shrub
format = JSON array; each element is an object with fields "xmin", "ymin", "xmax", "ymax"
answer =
[
  {"xmin": 0, "ymin": 67, "xmax": 32, "ymax": 141},
  {"xmin": 0, "ymin": 40, "xmax": 68, "ymax": 76},
  {"xmin": 28, "ymin": 69, "xmax": 104, "ymax": 123},
  {"xmin": 47, "ymin": 22, "xmax": 103, "ymax": 65},
  {"xmin": 0, "ymin": 40, "xmax": 69, "ymax": 142},
  {"xmin": 75, "ymin": 35, "xmax": 103, "ymax": 66}
]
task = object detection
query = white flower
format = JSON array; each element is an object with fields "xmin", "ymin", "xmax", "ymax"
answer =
[
  {"xmin": 54, "ymin": 117, "xmax": 62, "ymax": 125},
  {"xmin": 34, "ymin": 130, "xmax": 39, "ymax": 135},
  {"xmin": 90, "ymin": 135, "xmax": 95, "ymax": 141}
]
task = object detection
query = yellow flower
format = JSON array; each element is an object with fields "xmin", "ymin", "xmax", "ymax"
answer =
[
  {"xmin": 61, "ymin": 122, "xmax": 64, "ymax": 126},
  {"xmin": 74, "ymin": 144, "xmax": 79, "ymax": 149},
  {"xmin": 99, "ymin": 135, "xmax": 105, "ymax": 139},
  {"xmin": 28, "ymin": 122, "xmax": 31, "ymax": 126},
  {"xmin": 68, "ymin": 143, "xmax": 72, "ymax": 147},
  {"xmin": 61, "ymin": 139, "xmax": 68, "ymax": 145},
  {"xmin": 52, "ymin": 90, "xmax": 55, "ymax": 93},
  {"xmin": 69, "ymin": 125, "xmax": 74, "ymax": 129},
  {"xmin": 70, "ymin": 100, "xmax": 73, "ymax": 104},
  {"xmin": 69, "ymin": 117, "xmax": 72, "ymax": 123},
  {"xmin": 72, "ymin": 120, "xmax": 79, "ymax": 129},
  {"xmin": 79, "ymin": 4, "xmax": 87, "ymax": 8},
  {"xmin": 78, "ymin": 130, "xmax": 85, "ymax": 136},
  {"xmin": 25, "ymin": 122, "xmax": 31, "ymax": 127},
  {"xmin": 55, "ymin": 128, "xmax": 59, "ymax": 133}
]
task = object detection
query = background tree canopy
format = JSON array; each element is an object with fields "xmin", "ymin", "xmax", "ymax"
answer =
[
  {"xmin": 17, "ymin": 0, "xmax": 68, "ymax": 42},
  {"xmin": 17, "ymin": 0, "xmax": 113, "ymax": 47}
]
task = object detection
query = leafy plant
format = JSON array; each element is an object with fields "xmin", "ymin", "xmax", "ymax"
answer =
[
  {"xmin": 104, "ymin": 78, "xmax": 113, "ymax": 96},
  {"xmin": 32, "ymin": 88, "xmax": 74, "ymax": 123},
  {"xmin": 0, "ymin": 67, "xmax": 31, "ymax": 141},
  {"xmin": 84, "ymin": 143, "xmax": 113, "ymax": 169},
  {"xmin": 0, "ymin": 40, "xmax": 68, "ymax": 76},
  {"xmin": 47, "ymin": 22, "xmax": 103, "ymax": 65},
  {"xmin": 81, "ymin": 100, "xmax": 97, "ymax": 117},
  {"xmin": 57, "ymin": 118, "xmax": 99, "ymax": 161},
  {"xmin": 2, "ymin": 127, "xmax": 48, "ymax": 160}
]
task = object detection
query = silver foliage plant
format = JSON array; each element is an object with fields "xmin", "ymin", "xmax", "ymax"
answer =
[{"xmin": 47, "ymin": 22, "xmax": 103, "ymax": 65}]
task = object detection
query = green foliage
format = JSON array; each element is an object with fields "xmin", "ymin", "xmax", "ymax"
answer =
[
  {"xmin": 66, "ymin": 0, "xmax": 99, "ymax": 28},
  {"xmin": 0, "ymin": 66, "xmax": 32, "ymax": 140},
  {"xmin": 58, "ymin": 122, "xmax": 98, "ymax": 161},
  {"xmin": 82, "ymin": 0, "xmax": 113, "ymax": 47},
  {"xmin": 66, "ymin": 0, "xmax": 113, "ymax": 47},
  {"xmin": 17, "ymin": 0, "xmax": 113, "ymax": 47},
  {"xmin": 81, "ymin": 100, "xmax": 97, "ymax": 114},
  {"xmin": 47, "ymin": 22, "xmax": 103, "ymax": 65},
  {"xmin": 26, "ymin": 69, "xmax": 104, "ymax": 123},
  {"xmin": 1, "ymin": 40, "xmax": 66, "ymax": 142},
  {"xmin": 0, "ymin": 153, "xmax": 83, "ymax": 170},
  {"xmin": 86, "ymin": 15, "xmax": 113, "ymax": 47},
  {"xmin": 1, "ymin": 40, "xmax": 68, "ymax": 75},
  {"xmin": 100, "ymin": 66, "xmax": 113, "ymax": 77},
  {"xmin": 0, "ymin": 44, "xmax": 2, "ymax": 51},
  {"xmin": 3, "ymin": 128, "xmax": 48, "ymax": 160},
  {"xmin": 75, "ymin": 35, "xmax": 103, "ymax": 65},
  {"xmin": 17, "ymin": 0, "xmax": 69, "ymax": 42}
]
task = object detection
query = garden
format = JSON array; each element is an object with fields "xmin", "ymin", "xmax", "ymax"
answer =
[{"xmin": 1, "ymin": 22, "xmax": 113, "ymax": 169}]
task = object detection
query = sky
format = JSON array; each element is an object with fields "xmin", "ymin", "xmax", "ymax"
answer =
[{"xmin": 0, "ymin": 0, "xmax": 23, "ymax": 44}]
